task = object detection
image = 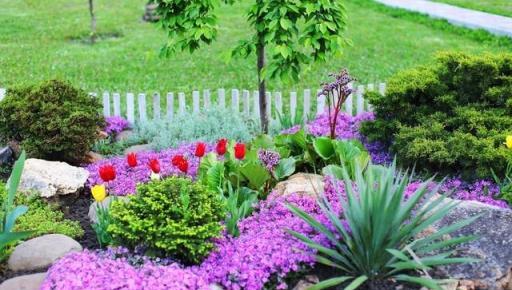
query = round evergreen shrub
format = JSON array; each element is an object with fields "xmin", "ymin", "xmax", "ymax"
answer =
[
  {"xmin": 0, "ymin": 80, "xmax": 104, "ymax": 164},
  {"xmin": 108, "ymin": 177, "xmax": 224, "ymax": 264},
  {"xmin": 361, "ymin": 52, "xmax": 512, "ymax": 180}
]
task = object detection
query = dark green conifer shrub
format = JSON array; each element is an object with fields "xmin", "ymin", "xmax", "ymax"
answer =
[
  {"xmin": 361, "ymin": 52, "xmax": 512, "ymax": 179},
  {"xmin": 0, "ymin": 80, "xmax": 104, "ymax": 164}
]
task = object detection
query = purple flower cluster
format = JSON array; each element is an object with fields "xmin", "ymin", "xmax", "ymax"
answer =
[
  {"xmin": 258, "ymin": 149, "xmax": 281, "ymax": 171},
  {"xmin": 86, "ymin": 143, "xmax": 206, "ymax": 195},
  {"xmin": 440, "ymin": 178, "xmax": 508, "ymax": 208},
  {"xmin": 105, "ymin": 116, "xmax": 130, "ymax": 136},
  {"xmin": 318, "ymin": 69, "xmax": 354, "ymax": 98},
  {"xmin": 40, "ymin": 249, "xmax": 210, "ymax": 290}
]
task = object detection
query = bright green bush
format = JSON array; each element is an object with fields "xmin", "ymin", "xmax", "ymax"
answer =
[
  {"xmin": 0, "ymin": 80, "xmax": 104, "ymax": 164},
  {"xmin": 0, "ymin": 183, "xmax": 84, "ymax": 239},
  {"xmin": 361, "ymin": 52, "xmax": 512, "ymax": 179},
  {"xmin": 108, "ymin": 177, "xmax": 224, "ymax": 264},
  {"xmin": 131, "ymin": 107, "xmax": 259, "ymax": 151}
]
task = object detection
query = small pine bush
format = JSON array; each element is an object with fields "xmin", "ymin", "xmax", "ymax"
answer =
[
  {"xmin": 0, "ymin": 80, "xmax": 104, "ymax": 164},
  {"xmin": 108, "ymin": 177, "xmax": 224, "ymax": 264},
  {"xmin": 361, "ymin": 52, "xmax": 512, "ymax": 180}
]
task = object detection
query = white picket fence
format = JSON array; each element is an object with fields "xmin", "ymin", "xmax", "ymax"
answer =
[{"xmin": 0, "ymin": 83, "xmax": 386, "ymax": 124}]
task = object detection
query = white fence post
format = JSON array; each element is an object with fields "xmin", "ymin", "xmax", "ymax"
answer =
[
  {"xmin": 138, "ymin": 93, "xmax": 147, "ymax": 122},
  {"xmin": 126, "ymin": 93, "xmax": 135, "ymax": 124},
  {"xmin": 274, "ymin": 91, "xmax": 283, "ymax": 119},
  {"xmin": 356, "ymin": 85, "xmax": 365, "ymax": 115},
  {"xmin": 316, "ymin": 89, "xmax": 325, "ymax": 116},
  {"xmin": 303, "ymin": 89, "xmax": 311, "ymax": 120},
  {"xmin": 218, "ymin": 89, "xmax": 225, "ymax": 109},
  {"xmin": 102, "ymin": 92, "xmax": 111, "ymax": 117},
  {"xmin": 166, "ymin": 93, "xmax": 174, "ymax": 120},
  {"xmin": 379, "ymin": 83, "xmax": 386, "ymax": 95},
  {"xmin": 113, "ymin": 93, "xmax": 121, "ymax": 117},
  {"xmin": 253, "ymin": 91, "xmax": 260, "ymax": 119},
  {"xmin": 265, "ymin": 92, "xmax": 272, "ymax": 120},
  {"xmin": 203, "ymin": 89, "xmax": 211, "ymax": 110},
  {"xmin": 290, "ymin": 92, "xmax": 297, "ymax": 121},
  {"xmin": 153, "ymin": 92, "xmax": 161, "ymax": 120},
  {"xmin": 193, "ymin": 91, "xmax": 200, "ymax": 113},
  {"xmin": 345, "ymin": 83, "xmax": 353, "ymax": 116},
  {"xmin": 178, "ymin": 92, "xmax": 186, "ymax": 115},
  {"xmin": 242, "ymin": 90, "xmax": 250, "ymax": 115},
  {"xmin": 232, "ymin": 89, "xmax": 240, "ymax": 112}
]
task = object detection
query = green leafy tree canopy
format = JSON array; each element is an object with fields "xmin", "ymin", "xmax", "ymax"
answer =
[{"xmin": 151, "ymin": 0, "xmax": 348, "ymax": 132}]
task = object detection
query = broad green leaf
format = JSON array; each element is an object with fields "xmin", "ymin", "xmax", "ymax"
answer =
[
  {"xmin": 313, "ymin": 137, "xmax": 335, "ymax": 160},
  {"xmin": 308, "ymin": 276, "xmax": 352, "ymax": 290},
  {"xmin": 274, "ymin": 157, "xmax": 296, "ymax": 180},
  {"xmin": 240, "ymin": 162, "xmax": 270, "ymax": 190}
]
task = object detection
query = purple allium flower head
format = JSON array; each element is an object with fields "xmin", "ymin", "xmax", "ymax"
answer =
[
  {"xmin": 258, "ymin": 149, "xmax": 281, "ymax": 171},
  {"xmin": 105, "ymin": 116, "xmax": 130, "ymax": 136}
]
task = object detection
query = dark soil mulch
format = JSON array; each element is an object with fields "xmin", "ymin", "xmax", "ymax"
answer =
[{"xmin": 58, "ymin": 190, "xmax": 100, "ymax": 250}]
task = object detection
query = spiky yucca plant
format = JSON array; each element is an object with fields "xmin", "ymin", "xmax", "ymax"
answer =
[{"xmin": 287, "ymin": 162, "xmax": 479, "ymax": 290}]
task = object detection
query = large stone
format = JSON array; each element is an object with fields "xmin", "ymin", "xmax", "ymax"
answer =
[
  {"xmin": 274, "ymin": 173, "xmax": 324, "ymax": 196},
  {"xmin": 18, "ymin": 159, "xmax": 89, "ymax": 198},
  {"xmin": 431, "ymin": 199, "xmax": 512, "ymax": 290},
  {"xmin": 0, "ymin": 273, "xmax": 46, "ymax": 290},
  {"xmin": 88, "ymin": 195, "xmax": 129, "ymax": 224},
  {"xmin": 293, "ymin": 275, "xmax": 319, "ymax": 290},
  {"xmin": 124, "ymin": 144, "xmax": 153, "ymax": 154},
  {"xmin": 8, "ymin": 234, "xmax": 82, "ymax": 271},
  {"xmin": 115, "ymin": 130, "xmax": 134, "ymax": 142},
  {"xmin": 0, "ymin": 146, "xmax": 13, "ymax": 165}
]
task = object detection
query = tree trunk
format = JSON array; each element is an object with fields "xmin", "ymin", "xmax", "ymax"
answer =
[
  {"xmin": 257, "ymin": 40, "xmax": 268, "ymax": 133},
  {"xmin": 88, "ymin": 0, "xmax": 97, "ymax": 44}
]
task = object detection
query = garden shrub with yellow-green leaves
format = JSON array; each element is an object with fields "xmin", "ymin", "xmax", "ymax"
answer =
[
  {"xmin": 0, "ymin": 182, "xmax": 84, "ymax": 239},
  {"xmin": 361, "ymin": 51, "xmax": 512, "ymax": 180},
  {"xmin": 108, "ymin": 177, "xmax": 224, "ymax": 264}
]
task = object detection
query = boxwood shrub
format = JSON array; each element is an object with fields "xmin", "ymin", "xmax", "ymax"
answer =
[
  {"xmin": 108, "ymin": 177, "xmax": 224, "ymax": 264},
  {"xmin": 0, "ymin": 80, "xmax": 104, "ymax": 164},
  {"xmin": 361, "ymin": 52, "xmax": 512, "ymax": 180}
]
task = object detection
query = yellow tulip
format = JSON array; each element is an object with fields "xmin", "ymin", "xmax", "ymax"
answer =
[
  {"xmin": 506, "ymin": 136, "xmax": 512, "ymax": 149},
  {"xmin": 91, "ymin": 184, "xmax": 107, "ymax": 202}
]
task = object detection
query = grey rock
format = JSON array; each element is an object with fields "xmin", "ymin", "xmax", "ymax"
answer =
[
  {"xmin": 432, "ymin": 199, "xmax": 512, "ymax": 290},
  {"xmin": 8, "ymin": 234, "xmax": 82, "ymax": 271},
  {"xmin": 274, "ymin": 173, "xmax": 324, "ymax": 197},
  {"xmin": 293, "ymin": 275, "xmax": 319, "ymax": 290},
  {"xmin": 115, "ymin": 130, "xmax": 134, "ymax": 142},
  {"xmin": 88, "ymin": 196, "xmax": 129, "ymax": 224},
  {"xmin": 209, "ymin": 284, "xmax": 224, "ymax": 290},
  {"xmin": 0, "ymin": 146, "xmax": 13, "ymax": 165},
  {"xmin": 18, "ymin": 159, "xmax": 89, "ymax": 198},
  {"xmin": 124, "ymin": 144, "xmax": 153, "ymax": 155},
  {"xmin": 0, "ymin": 273, "xmax": 46, "ymax": 290}
]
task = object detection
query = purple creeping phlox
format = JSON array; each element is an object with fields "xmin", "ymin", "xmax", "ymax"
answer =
[{"xmin": 104, "ymin": 116, "xmax": 130, "ymax": 136}]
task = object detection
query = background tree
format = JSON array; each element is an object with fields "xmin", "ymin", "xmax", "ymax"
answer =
[
  {"xmin": 88, "ymin": 0, "xmax": 97, "ymax": 44},
  {"xmin": 151, "ymin": 0, "xmax": 348, "ymax": 132}
]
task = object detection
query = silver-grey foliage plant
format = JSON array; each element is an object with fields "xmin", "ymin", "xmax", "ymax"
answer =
[{"xmin": 130, "ymin": 107, "xmax": 260, "ymax": 151}]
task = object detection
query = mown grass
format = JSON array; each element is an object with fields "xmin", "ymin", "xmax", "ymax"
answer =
[
  {"xmin": 432, "ymin": 0, "xmax": 512, "ymax": 18},
  {"xmin": 0, "ymin": 0, "xmax": 510, "ymax": 97}
]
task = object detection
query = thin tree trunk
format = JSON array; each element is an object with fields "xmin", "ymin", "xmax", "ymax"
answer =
[
  {"xmin": 257, "ymin": 40, "xmax": 268, "ymax": 133},
  {"xmin": 89, "ymin": 0, "xmax": 97, "ymax": 44}
]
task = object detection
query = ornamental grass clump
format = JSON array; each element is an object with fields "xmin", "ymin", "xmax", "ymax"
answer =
[
  {"xmin": 108, "ymin": 176, "xmax": 224, "ymax": 264},
  {"xmin": 288, "ymin": 161, "xmax": 480, "ymax": 290}
]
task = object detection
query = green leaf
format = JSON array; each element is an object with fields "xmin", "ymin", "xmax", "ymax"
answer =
[
  {"xmin": 394, "ymin": 274, "xmax": 442, "ymax": 290},
  {"xmin": 345, "ymin": 275, "xmax": 368, "ymax": 290},
  {"xmin": 322, "ymin": 165, "xmax": 344, "ymax": 179},
  {"xmin": 274, "ymin": 157, "xmax": 296, "ymax": 180},
  {"xmin": 240, "ymin": 162, "xmax": 270, "ymax": 190},
  {"xmin": 308, "ymin": 276, "xmax": 353, "ymax": 290},
  {"xmin": 313, "ymin": 137, "xmax": 335, "ymax": 160}
]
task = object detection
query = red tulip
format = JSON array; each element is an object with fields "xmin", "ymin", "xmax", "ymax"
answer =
[
  {"xmin": 234, "ymin": 143, "xmax": 246, "ymax": 160},
  {"xmin": 99, "ymin": 164, "xmax": 116, "ymax": 182},
  {"xmin": 172, "ymin": 155, "xmax": 188, "ymax": 173},
  {"xmin": 216, "ymin": 139, "xmax": 228, "ymax": 155},
  {"xmin": 148, "ymin": 158, "xmax": 161, "ymax": 174},
  {"xmin": 195, "ymin": 142, "xmax": 206, "ymax": 158},
  {"xmin": 127, "ymin": 153, "xmax": 138, "ymax": 168}
]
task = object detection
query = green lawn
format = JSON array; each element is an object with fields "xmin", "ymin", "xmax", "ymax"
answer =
[
  {"xmin": 0, "ymin": 0, "xmax": 509, "ymax": 96},
  {"xmin": 432, "ymin": 0, "xmax": 512, "ymax": 18}
]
